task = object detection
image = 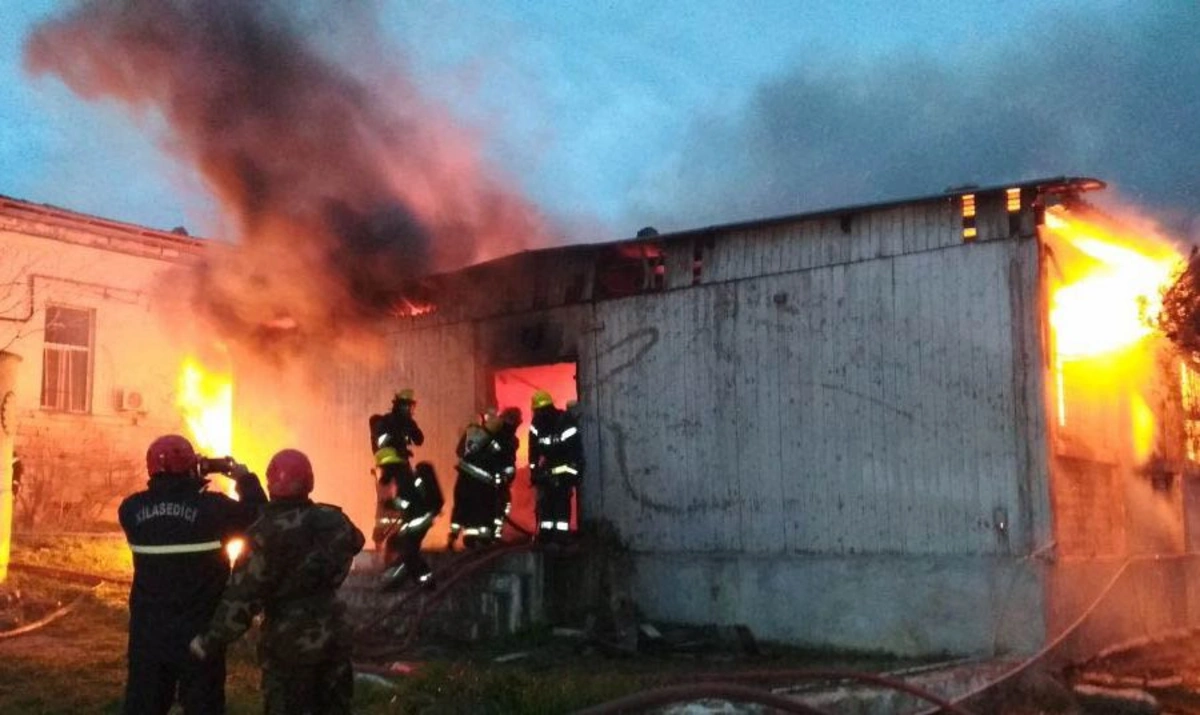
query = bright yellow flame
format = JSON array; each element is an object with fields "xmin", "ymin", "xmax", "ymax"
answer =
[
  {"xmin": 177, "ymin": 356, "xmax": 234, "ymax": 497},
  {"xmin": 177, "ymin": 357, "xmax": 233, "ymax": 457},
  {"xmin": 1046, "ymin": 207, "xmax": 1181, "ymax": 360},
  {"xmin": 1047, "ymin": 206, "xmax": 1185, "ymax": 465},
  {"xmin": 226, "ymin": 537, "xmax": 245, "ymax": 564}
]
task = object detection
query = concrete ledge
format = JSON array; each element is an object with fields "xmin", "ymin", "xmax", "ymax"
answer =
[
  {"xmin": 630, "ymin": 552, "xmax": 1047, "ymax": 657},
  {"xmin": 342, "ymin": 550, "xmax": 544, "ymax": 642}
]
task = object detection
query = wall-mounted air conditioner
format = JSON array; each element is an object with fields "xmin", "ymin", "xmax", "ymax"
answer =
[{"xmin": 117, "ymin": 389, "xmax": 145, "ymax": 412}]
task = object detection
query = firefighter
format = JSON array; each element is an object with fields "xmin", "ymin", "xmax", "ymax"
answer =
[
  {"xmin": 369, "ymin": 389, "xmax": 424, "ymax": 560},
  {"xmin": 368, "ymin": 389, "xmax": 419, "ymax": 556},
  {"xmin": 530, "ymin": 391, "xmax": 582, "ymax": 544},
  {"xmin": 118, "ymin": 434, "xmax": 267, "ymax": 715},
  {"xmin": 370, "ymin": 389, "xmax": 440, "ymax": 590},
  {"xmin": 380, "ymin": 459, "xmax": 443, "ymax": 591},
  {"xmin": 492, "ymin": 407, "xmax": 522, "ymax": 540},
  {"xmin": 447, "ymin": 413, "xmax": 504, "ymax": 550},
  {"xmin": 189, "ymin": 449, "xmax": 365, "ymax": 715},
  {"xmin": 563, "ymin": 400, "xmax": 585, "ymax": 471}
]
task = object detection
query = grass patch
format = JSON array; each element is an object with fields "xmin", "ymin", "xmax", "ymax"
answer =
[{"xmin": 12, "ymin": 533, "xmax": 133, "ymax": 581}]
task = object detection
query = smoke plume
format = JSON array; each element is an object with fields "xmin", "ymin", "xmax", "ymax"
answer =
[{"xmin": 24, "ymin": 0, "xmax": 547, "ymax": 355}]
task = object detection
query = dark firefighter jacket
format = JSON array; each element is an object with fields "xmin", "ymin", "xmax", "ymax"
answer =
[
  {"xmin": 199, "ymin": 498, "xmax": 365, "ymax": 665},
  {"xmin": 495, "ymin": 424, "xmax": 519, "ymax": 485},
  {"xmin": 118, "ymin": 472, "xmax": 267, "ymax": 657},
  {"xmin": 368, "ymin": 409, "xmax": 424, "ymax": 467},
  {"xmin": 530, "ymin": 408, "xmax": 583, "ymax": 485},
  {"xmin": 456, "ymin": 424, "xmax": 505, "ymax": 485}
]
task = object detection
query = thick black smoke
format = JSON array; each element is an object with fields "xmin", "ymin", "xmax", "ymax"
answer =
[
  {"xmin": 25, "ymin": 0, "xmax": 546, "ymax": 354},
  {"xmin": 629, "ymin": 5, "xmax": 1200, "ymax": 237}
]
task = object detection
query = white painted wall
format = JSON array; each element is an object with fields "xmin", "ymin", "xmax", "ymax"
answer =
[{"xmin": 0, "ymin": 208, "xmax": 203, "ymax": 526}]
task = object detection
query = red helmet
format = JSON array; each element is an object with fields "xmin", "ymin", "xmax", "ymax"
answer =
[
  {"xmin": 266, "ymin": 449, "xmax": 314, "ymax": 498},
  {"xmin": 146, "ymin": 435, "xmax": 198, "ymax": 476}
]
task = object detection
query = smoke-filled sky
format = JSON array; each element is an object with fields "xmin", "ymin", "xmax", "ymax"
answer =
[{"xmin": 3, "ymin": 0, "xmax": 1199, "ymax": 245}]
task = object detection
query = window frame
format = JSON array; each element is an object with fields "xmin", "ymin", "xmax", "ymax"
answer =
[{"xmin": 40, "ymin": 303, "xmax": 96, "ymax": 414}]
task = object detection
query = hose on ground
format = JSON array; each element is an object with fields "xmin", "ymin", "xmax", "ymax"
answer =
[
  {"xmin": 0, "ymin": 585, "xmax": 99, "ymax": 639},
  {"xmin": 674, "ymin": 668, "xmax": 975, "ymax": 715},
  {"xmin": 0, "ymin": 562, "xmax": 122, "ymax": 640},
  {"xmin": 569, "ymin": 682, "xmax": 834, "ymax": 715},
  {"xmin": 914, "ymin": 556, "xmax": 1137, "ymax": 715}
]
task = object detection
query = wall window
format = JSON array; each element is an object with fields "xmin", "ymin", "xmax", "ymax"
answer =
[{"xmin": 41, "ymin": 305, "xmax": 94, "ymax": 413}]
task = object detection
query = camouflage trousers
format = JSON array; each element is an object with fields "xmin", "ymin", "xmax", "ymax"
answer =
[{"xmin": 262, "ymin": 657, "xmax": 353, "ymax": 715}]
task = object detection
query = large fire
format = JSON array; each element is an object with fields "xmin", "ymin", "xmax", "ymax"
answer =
[
  {"xmin": 176, "ymin": 357, "xmax": 233, "ymax": 461},
  {"xmin": 1045, "ymin": 206, "xmax": 1184, "ymax": 457},
  {"xmin": 1047, "ymin": 208, "xmax": 1180, "ymax": 359},
  {"xmin": 175, "ymin": 355, "xmax": 243, "ymax": 561}
]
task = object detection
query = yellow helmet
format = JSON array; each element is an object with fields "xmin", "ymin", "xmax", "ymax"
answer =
[
  {"xmin": 531, "ymin": 390, "xmax": 554, "ymax": 410},
  {"xmin": 395, "ymin": 388, "xmax": 416, "ymax": 403}
]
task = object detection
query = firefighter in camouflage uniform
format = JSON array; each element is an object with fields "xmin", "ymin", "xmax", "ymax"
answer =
[{"xmin": 190, "ymin": 449, "xmax": 365, "ymax": 715}]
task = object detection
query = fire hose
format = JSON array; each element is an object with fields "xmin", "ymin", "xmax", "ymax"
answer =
[
  {"xmin": 355, "ymin": 540, "xmax": 537, "ymax": 656},
  {"xmin": 563, "ymin": 667, "xmax": 978, "ymax": 715},
  {"xmin": 0, "ymin": 588, "xmax": 97, "ymax": 640},
  {"xmin": 0, "ymin": 562, "xmax": 127, "ymax": 640},
  {"xmin": 570, "ymin": 683, "xmax": 835, "ymax": 715},
  {"xmin": 670, "ymin": 669, "xmax": 975, "ymax": 715},
  {"xmin": 912, "ymin": 554, "xmax": 1145, "ymax": 715}
]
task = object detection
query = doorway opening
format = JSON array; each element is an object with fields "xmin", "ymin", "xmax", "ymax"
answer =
[{"xmin": 491, "ymin": 362, "xmax": 578, "ymax": 538}]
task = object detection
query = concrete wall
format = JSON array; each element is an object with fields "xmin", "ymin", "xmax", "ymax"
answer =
[{"xmin": 0, "ymin": 204, "xmax": 204, "ymax": 527}]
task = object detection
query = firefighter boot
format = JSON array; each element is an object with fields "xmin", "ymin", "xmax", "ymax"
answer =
[{"xmin": 380, "ymin": 562, "xmax": 409, "ymax": 592}]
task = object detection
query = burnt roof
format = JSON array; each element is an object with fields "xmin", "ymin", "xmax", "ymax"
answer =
[{"xmin": 505, "ymin": 175, "xmax": 1106, "ymax": 265}]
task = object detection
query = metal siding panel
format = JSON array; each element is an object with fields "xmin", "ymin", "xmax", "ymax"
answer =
[
  {"xmin": 664, "ymin": 239, "xmax": 693, "ymax": 290},
  {"xmin": 736, "ymin": 278, "xmax": 786, "ymax": 553},
  {"xmin": 577, "ymin": 214, "xmax": 1026, "ymax": 558}
]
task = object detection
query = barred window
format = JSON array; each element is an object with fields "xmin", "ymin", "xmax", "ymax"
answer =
[{"xmin": 41, "ymin": 305, "xmax": 94, "ymax": 413}]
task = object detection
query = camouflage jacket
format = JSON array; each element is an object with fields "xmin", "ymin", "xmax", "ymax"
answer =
[{"xmin": 200, "ymin": 498, "xmax": 365, "ymax": 664}]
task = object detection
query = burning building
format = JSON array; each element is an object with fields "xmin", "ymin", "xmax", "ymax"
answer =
[
  {"xmin": 309, "ymin": 176, "xmax": 1200, "ymax": 658},
  {"xmin": 2, "ymin": 174, "xmax": 1195, "ymax": 660}
]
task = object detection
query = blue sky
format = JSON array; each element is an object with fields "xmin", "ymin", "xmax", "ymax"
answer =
[{"xmin": 3, "ymin": 0, "xmax": 1195, "ymax": 242}]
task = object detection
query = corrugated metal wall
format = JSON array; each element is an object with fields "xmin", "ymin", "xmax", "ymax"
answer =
[{"xmin": 588, "ymin": 204, "xmax": 1043, "ymax": 556}]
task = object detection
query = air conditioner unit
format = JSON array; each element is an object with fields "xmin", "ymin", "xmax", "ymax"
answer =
[{"xmin": 118, "ymin": 389, "xmax": 145, "ymax": 412}]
